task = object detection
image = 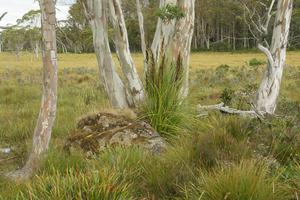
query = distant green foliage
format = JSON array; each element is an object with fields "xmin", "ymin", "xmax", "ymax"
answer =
[
  {"xmin": 156, "ymin": 4, "xmax": 185, "ymax": 22},
  {"xmin": 220, "ymin": 88, "xmax": 234, "ymax": 105},
  {"xmin": 249, "ymin": 58, "xmax": 265, "ymax": 67}
]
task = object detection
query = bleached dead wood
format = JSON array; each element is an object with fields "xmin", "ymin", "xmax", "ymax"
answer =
[{"xmin": 197, "ymin": 102, "xmax": 261, "ymax": 119}]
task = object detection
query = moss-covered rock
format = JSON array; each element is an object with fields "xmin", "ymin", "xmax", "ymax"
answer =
[{"xmin": 64, "ymin": 112, "xmax": 166, "ymax": 155}]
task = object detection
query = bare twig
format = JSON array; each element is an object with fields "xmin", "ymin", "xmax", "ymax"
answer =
[{"xmin": 0, "ymin": 12, "xmax": 7, "ymax": 21}]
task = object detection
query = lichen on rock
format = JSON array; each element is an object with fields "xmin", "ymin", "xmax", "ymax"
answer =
[{"xmin": 64, "ymin": 111, "xmax": 166, "ymax": 155}]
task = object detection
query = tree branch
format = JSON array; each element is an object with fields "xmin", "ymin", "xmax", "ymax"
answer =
[
  {"xmin": 197, "ymin": 102, "xmax": 262, "ymax": 119},
  {"xmin": 258, "ymin": 43, "xmax": 274, "ymax": 66},
  {"xmin": 0, "ymin": 12, "xmax": 7, "ymax": 21}
]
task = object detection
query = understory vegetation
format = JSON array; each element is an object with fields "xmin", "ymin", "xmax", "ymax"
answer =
[{"xmin": 1, "ymin": 53, "xmax": 300, "ymax": 199}]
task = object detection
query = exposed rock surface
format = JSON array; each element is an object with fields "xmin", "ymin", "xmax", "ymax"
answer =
[{"xmin": 64, "ymin": 112, "xmax": 166, "ymax": 154}]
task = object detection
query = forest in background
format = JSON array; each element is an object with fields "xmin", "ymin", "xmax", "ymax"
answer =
[{"xmin": 1, "ymin": 0, "xmax": 300, "ymax": 55}]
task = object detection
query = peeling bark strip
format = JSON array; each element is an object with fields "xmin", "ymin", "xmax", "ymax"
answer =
[
  {"xmin": 151, "ymin": 0, "xmax": 195, "ymax": 98},
  {"xmin": 6, "ymin": 0, "xmax": 58, "ymax": 181},
  {"xmin": 108, "ymin": 0, "xmax": 145, "ymax": 104},
  {"xmin": 81, "ymin": 0, "xmax": 131, "ymax": 108},
  {"xmin": 255, "ymin": 0, "xmax": 293, "ymax": 115}
]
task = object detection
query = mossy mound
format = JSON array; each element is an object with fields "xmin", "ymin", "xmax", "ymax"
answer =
[{"xmin": 64, "ymin": 112, "xmax": 166, "ymax": 155}]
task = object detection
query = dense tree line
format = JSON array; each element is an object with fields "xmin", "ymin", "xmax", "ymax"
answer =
[{"xmin": 1, "ymin": 0, "xmax": 300, "ymax": 53}]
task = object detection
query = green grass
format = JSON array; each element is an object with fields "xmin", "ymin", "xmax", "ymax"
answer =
[
  {"xmin": 183, "ymin": 161, "xmax": 290, "ymax": 200},
  {"xmin": 1, "ymin": 52, "xmax": 300, "ymax": 199}
]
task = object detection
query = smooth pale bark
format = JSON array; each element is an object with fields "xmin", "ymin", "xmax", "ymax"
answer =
[
  {"xmin": 136, "ymin": 0, "xmax": 147, "ymax": 59},
  {"xmin": 255, "ymin": 0, "xmax": 293, "ymax": 114},
  {"xmin": 6, "ymin": 0, "xmax": 58, "ymax": 181},
  {"xmin": 34, "ymin": 41, "xmax": 39, "ymax": 59},
  {"xmin": 151, "ymin": 0, "xmax": 177, "ymax": 63},
  {"xmin": 81, "ymin": 0, "xmax": 131, "ymax": 108},
  {"xmin": 108, "ymin": 0, "xmax": 144, "ymax": 104},
  {"xmin": 151, "ymin": 0, "xmax": 195, "ymax": 98}
]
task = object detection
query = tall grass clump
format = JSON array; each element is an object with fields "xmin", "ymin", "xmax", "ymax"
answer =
[
  {"xmin": 183, "ymin": 160, "xmax": 290, "ymax": 200},
  {"xmin": 141, "ymin": 50, "xmax": 188, "ymax": 137},
  {"xmin": 18, "ymin": 168, "xmax": 133, "ymax": 200},
  {"xmin": 282, "ymin": 163, "xmax": 300, "ymax": 197}
]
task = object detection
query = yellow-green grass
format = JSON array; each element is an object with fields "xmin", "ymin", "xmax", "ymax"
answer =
[{"xmin": 1, "ymin": 51, "xmax": 300, "ymax": 73}]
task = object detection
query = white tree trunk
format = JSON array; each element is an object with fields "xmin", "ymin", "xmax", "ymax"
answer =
[
  {"xmin": 6, "ymin": 0, "xmax": 58, "ymax": 181},
  {"xmin": 108, "ymin": 0, "xmax": 144, "ymax": 104},
  {"xmin": 136, "ymin": 0, "xmax": 147, "ymax": 59},
  {"xmin": 81, "ymin": 0, "xmax": 131, "ymax": 108},
  {"xmin": 35, "ymin": 41, "xmax": 39, "ymax": 59},
  {"xmin": 256, "ymin": 0, "xmax": 293, "ymax": 114},
  {"xmin": 151, "ymin": 0, "xmax": 195, "ymax": 98},
  {"xmin": 151, "ymin": 0, "xmax": 177, "ymax": 63}
]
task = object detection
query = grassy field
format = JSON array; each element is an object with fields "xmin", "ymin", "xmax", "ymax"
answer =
[
  {"xmin": 0, "ymin": 52, "xmax": 300, "ymax": 199},
  {"xmin": 1, "ymin": 51, "xmax": 300, "ymax": 72}
]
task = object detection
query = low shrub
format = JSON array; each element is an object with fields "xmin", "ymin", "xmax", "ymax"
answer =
[{"xmin": 249, "ymin": 58, "xmax": 265, "ymax": 67}]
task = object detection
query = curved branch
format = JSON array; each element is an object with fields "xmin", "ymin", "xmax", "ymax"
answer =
[{"xmin": 258, "ymin": 43, "xmax": 274, "ymax": 67}]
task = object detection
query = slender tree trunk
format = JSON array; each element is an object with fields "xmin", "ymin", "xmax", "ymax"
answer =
[
  {"xmin": 108, "ymin": 0, "xmax": 144, "ymax": 104},
  {"xmin": 136, "ymin": 0, "xmax": 147, "ymax": 59},
  {"xmin": 255, "ymin": 0, "xmax": 293, "ymax": 114},
  {"xmin": 81, "ymin": 0, "xmax": 131, "ymax": 108},
  {"xmin": 35, "ymin": 41, "xmax": 39, "ymax": 59},
  {"xmin": 6, "ymin": 0, "xmax": 58, "ymax": 181},
  {"xmin": 151, "ymin": 0, "xmax": 195, "ymax": 98}
]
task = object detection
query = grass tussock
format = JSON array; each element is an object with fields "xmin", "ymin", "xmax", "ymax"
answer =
[
  {"xmin": 184, "ymin": 161, "xmax": 290, "ymax": 200},
  {"xmin": 141, "ymin": 51, "xmax": 189, "ymax": 137}
]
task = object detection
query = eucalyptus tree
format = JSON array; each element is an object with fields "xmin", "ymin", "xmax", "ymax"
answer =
[
  {"xmin": 0, "ymin": 12, "xmax": 7, "ymax": 52},
  {"xmin": 199, "ymin": 0, "xmax": 294, "ymax": 118},
  {"xmin": 81, "ymin": 0, "xmax": 132, "ymax": 108},
  {"xmin": 17, "ymin": 10, "xmax": 41, "ymax": 59},
  {"xmin": 1, "ymin": 27, "xmax": 26, "ymax": 58},
  {"xmin": 108, "ymin": 0, "xmax": 145, "ymax": 104},
  {"xmin": 245, "ymin": 0, "xmax": 294, "ymax": 115},
  {"xmin": 7, "ymin": 0, "xmax": 58, "ymax": 181},
  {"xmin": 80, "ymin": 0, "xmax": 195, "ymax": 108},
  {"xmin": 151, "ymin": 0, "xmax": 195, "ymax": 98}
]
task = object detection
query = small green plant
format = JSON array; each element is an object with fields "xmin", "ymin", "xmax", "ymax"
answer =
[
  {"xmin": 220, "ymin": 88, "xmax": 234, "ymax": 105},
  {"xmin": 156, "ymin": 4, "xmax": 185, "ymax": 22},
  {"xmin": 249, "ymin": 58, "xmax": 265, "ymax": 67}
]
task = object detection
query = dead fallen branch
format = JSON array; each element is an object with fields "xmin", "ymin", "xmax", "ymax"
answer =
[{"xmin": 197, "ymin": 102, "xmax": 262, "ymax": 119}]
